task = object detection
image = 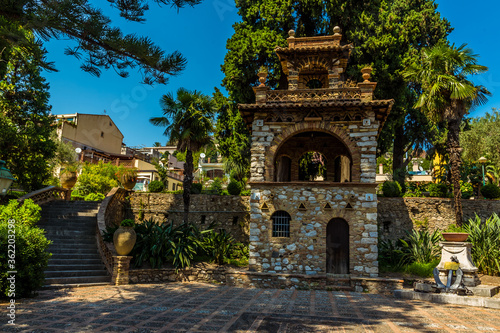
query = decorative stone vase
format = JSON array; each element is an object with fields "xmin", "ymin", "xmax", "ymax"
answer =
[
  {"xmin": 442, "ymin": 232, "xmax": 469, "ymax": 242},
  {"xmin": 60, "ymin": 171, "xmax": 77, "ymax": 189},
  {"xmin": 122, "ymin": 179, "xmax": 136, "ymax": 191},
  {"xmin": 361, "ymin": 67, "xmax": 372, "ymax": 82},
  {"xmin": 113, "ymin": 226, "xmax": 136, "ymax": 256},
  {"xmin": 257, "ymin": 72, "xmax": 268, "ymax": 87}
]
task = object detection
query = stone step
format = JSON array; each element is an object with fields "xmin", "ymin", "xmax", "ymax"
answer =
[
  {"xmin": 42, "ymin": 282, "xmax": 110, "ymax": 289},
  {"xmin": 46, "ymin": 264, "xmax": 106, "ymax": 271},
  {"xmin": 47, "ymin": 236, "xmax": 97, "ymax": 243},
  {"xmin": 45, "ymin": 270, "xmax": 108, "ymax": 278},
  {"xmin": 45, "ymin": 230, "xmax": 96, "ymax": 237},
  {"xmin": 49, "ymin": 253, "xmax": 102, "ymax": 260},
  {"xmin": 44, "ymin": 276, "xmax": 110, "ymax": 285},
  {"xmin": 49, "ymin": 258, "xmax": 104, "ymax": 265},
  {"xmin": 40, "ymin": 212, "xmax": 99, "ymax": 219},
  {"xmin": 48, "ymin": 247, "xmax": 99, "ymax": 254}
]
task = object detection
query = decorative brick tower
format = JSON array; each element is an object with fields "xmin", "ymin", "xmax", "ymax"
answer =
[{"xmin": 239, "ymin": 27, "xmax": 394, "ymax": 277}]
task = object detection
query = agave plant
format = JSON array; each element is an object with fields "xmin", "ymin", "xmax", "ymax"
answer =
[
  {"xmin": 462, "ymin": 214, "xmax": 500, "ymax": 275},
  {"xmin": 400, "ymin": 229, "xmax": 442, "ymax": 264}
]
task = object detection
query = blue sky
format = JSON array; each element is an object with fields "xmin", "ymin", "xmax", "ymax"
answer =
[{"xmin": 43, "ymin": 0, "xmax": 500, "ymax": 148}]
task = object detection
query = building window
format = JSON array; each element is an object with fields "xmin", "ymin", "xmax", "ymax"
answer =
[
  {"xmin": 200, "ymin": 215, "xmax": 206, "ymax": 224},
  {"xmin": 271, "ymin": 211, "xmax": 291, "ymax": 237},
  {"xmin": 101, "ymin": 131, "xmax": 104, "ymax": 137},
  {"xmin": 232, "ymin": 216, "xmax": 239, "ymax": 225}
]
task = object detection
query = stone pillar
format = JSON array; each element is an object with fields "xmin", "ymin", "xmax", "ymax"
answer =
[
  {"xmin": 112, "ymin": 256, "xmax": 132, "ymax": 285},
  {"xmin": 436, "ymin": 242, "xmax": 480, "ymax": 287}
]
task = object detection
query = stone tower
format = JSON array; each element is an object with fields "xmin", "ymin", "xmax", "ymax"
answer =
[{"xmin": 239, "ymin": 27, "xmax": 394, "ymax": 277}]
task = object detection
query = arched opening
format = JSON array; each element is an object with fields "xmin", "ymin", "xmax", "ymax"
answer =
[
  {"xmin": 326, "ymin": 218, "xmax": 349, "ymax": 274},
  {"xmin": 271, "ymin": 211, "xmax": 291, "ymax": 237},
  {"xmin": 306, "ymin": 78, "xmax": 323, "ymax": 89},
  {"xmin": 298, "ymin": 152, "xmax": 326, "ymax": 181},
  {"xmin": 274, "ymin": 131, "xmax": 352, "ymax": 182},
  {"xmin": 276, "ymin": 155, "xmax": 292, "ymax": 182},
  {"xmin": 298, "ymin": 65, "xmax": 328, "ymax": 89}
]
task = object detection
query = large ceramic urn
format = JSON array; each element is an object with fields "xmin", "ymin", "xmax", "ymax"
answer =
[
  {"xmin": 60, "ymin": 171, "xmax": 77, "ymax": 189},
  {"xmin": 113, "ymin": 226, "xmax": 137, "ymax": 256}
]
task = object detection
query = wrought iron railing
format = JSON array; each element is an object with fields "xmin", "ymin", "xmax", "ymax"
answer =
[
  {"xmin": 17, "ymin": 186, "xmax": 70, "ymax": 205},
  {"xmin": 266, "ymin": 88, "xmax": 361, "ymax": 103}
]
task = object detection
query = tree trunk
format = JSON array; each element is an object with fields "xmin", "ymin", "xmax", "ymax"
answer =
[
  {"xmin": 182, "ymin": 149, "xmax": 194, "ymax": 224},
  {"xmin": 447, "ymin": 117, "xmax": 463, "ymax": 226},
  {"xmin": 392, "ymin": 125, "xmax": 406, "ymax": 186}
]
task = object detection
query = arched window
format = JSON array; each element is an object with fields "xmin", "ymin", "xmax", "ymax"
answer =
[{"xmin": 271, "ymin": 211, "xmax": 291, "ymax": 237}]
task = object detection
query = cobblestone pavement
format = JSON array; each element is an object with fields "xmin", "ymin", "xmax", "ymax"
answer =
[{"xmin": 2, "ymin": 283, "xmax": 500, "ymax": 332}]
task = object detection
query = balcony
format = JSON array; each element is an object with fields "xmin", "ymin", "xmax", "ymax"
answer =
[{"xmin": 266, "ymin": 87, "xmax": 362, "ymax": 104}]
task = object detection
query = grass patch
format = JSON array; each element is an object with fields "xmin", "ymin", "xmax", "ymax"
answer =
[{"xmin": 403, "ymin": 259, "xmax": 440, "ymax": 277}]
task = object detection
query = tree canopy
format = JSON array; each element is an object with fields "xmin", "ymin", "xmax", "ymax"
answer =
[
  {"xmin": 0, "ymin": 0, "xmax": 201, "ymax": 83},
  {"xmin": 0, "ymin": 35, "xmax": 56, "ymax": 191}
]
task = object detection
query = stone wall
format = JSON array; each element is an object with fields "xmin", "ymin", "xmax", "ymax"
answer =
[
  {"xmin": 127, "ymin": 193, "xmax": 250, "ymax": 242},
  {"xmin": 249, "ymin": 183, "xmax": 379, "ymax": 277},
  {"xmin": 378, "ymin": 197, "xmax": 500, "ymax": 242}
]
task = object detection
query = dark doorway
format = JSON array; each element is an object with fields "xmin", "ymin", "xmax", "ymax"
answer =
[{"xmin": 326, "ymin": 218, "xmax": 349, "ymax": 274}]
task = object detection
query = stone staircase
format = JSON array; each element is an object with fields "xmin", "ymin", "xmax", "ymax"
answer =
[{"xmin": 39, "ymin": 200, "xmax": 110, "ymax": 287}]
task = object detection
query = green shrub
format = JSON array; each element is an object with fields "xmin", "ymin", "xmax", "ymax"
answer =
[
  {"xmin": 0, "ymin": 199, "xmax": 41, "ymax": 227},
  {"xmin": 428, "ymin": 183, "xmax": 448, "ymax": 197},
  {"xmin": 460, "ymin": 181, "xmax": 473, "ymax": 199},
  {"xmin": 404, "ymin": 259, "xmax": 441, "ymax": 277},
  {"xmin": 227, "ymin": 181, "xmax": 242, "ymax": 195},
  {"xmin": 481, "ymin": 183, "xmax": 500, "ymax": 199},
  {"xmin": 381, "ymin": 181, "xmax": 401, "ymax": 197},
  {"xmin": 71, "ymin": 190, "xmax": 85, "ymax": 201},
  {"xmin": 202, "ymin": 229, "xmax": 234, "ymax": 265},
  {"xmin": 103, "ymin": 226, "xmax": 119, "ymax": 242},
  {"xmin": 148, "ymin": 180, "xmax": 164, "ymax": 193},
  {"xmin": 191, "ymin": 182, "xmax": 203, "ymax": 194},
  {"xmin": 209, "ymin": 178, "xmax": 223, "ymax": 195},
  {"xmin": 120, "ymin": 219, "xmax": 135, "ymax": 227},
  {"xmin": 240, "ymin": 189, "xmax": 251, "ymax": 196},
  {"xmin": 0, "ymin": 200, "xmax": 51, "ymax": 297},
  {"xmin": 84, "ymin": 193, "xmax": 105, "ymax": 201},
  {"xmin": 462, "ymin": 214, "xmax": 500, "ymax": 275},
  {"xmin": 378, "ymin": 239, "xmax": 405, "ymax": 269},
  {"xmin": 73, "ymin": 161, "xmax": 120, "ymax": 196},
  {"xmin": 400, "ymin": 229, "xmax": 441, "ymax": 264}
]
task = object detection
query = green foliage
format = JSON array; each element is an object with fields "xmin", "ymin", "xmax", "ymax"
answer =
[
  {"xmin": 240, "ymin": 189, "xmax": 251, "ymax": 196},
  {"xmin": 481, "ymin": 183, "xmax": 500, "ymax": 199},
  {"xmin": 70, "ymin": 190, "xmax": 85, "ymax": 201},
  {"xmin": 0, "ymin": 36, "xmax": 56, "ymax": 191},
  {"xmin": 116, "ymin": 166, "xmax": 138, "ymax": 184},
  {"xmin": 428, "ymin": 183, "xmax": 448, "ymax": 197},
  {"xmin": 0, "ymin": 200, "xmax": 50, "ymax": 297},
  {"xmin": 84, "ymin": 193, "xmax": 105, "ymax": 201},
  {"xmin": 120, "ymin": 219, "xmax": 135, "ymax": 227},
  {"xmin": 377, "ymin": 156, "xmax": 392, "ymax": 174},
  {"xmin": 404, "ymin": 259, "xmax": 441, "ymax": 278},
  {"xmin": 444, "ymin": 224, "xmax": 464, "ymax": 233},
  {"xmin": 462, "ymin": 214, "xmax": 500, "ymax": 275},
  {"xmin": 0, "ymin": 0, "xmax": 201, "ymax": 84},
  {"xmin": 400, "ymin": 229, "xmax": 441, "ymax": 264},
  {"xmin": 191, "ymin": 182, "xmax": 202, "ymax": 194},
  {"xmin": 460, "ymin": 181, "xmax": 473, "ymax": 199},
  {"xmin": 148, "ymin": 180, "xmax": 165, "ymax": 193},
  {"xmin": 209, "ymin": 178, "xmax": 223, "ymax": 195},
  {"xmin": 227, "ymin": 181, "xmax": 242, "ymax": 196},
  {"xmin": 461, "ymin": 109, "xmax": 500, "ymax": 171},
  {"xmin": 73, "ymin": 161, "xmax": 120, "ymax": 196},
  {"xmin": 0, "ymin": 199, "xmax": 41, "ymax": 227},
  {"xmin": 202, "ymin": 229, "xmax": 234, "ymax": 265},
  {"xmin": 151, "ymin": 159, "xmax": 170, "ymax": 189},
  {"xmin": 378, "ymin": 239, "xmax": 405, "ymax": 269},
  {"xmin": 381, "ymin": 181, "xmax": 401, "ymax": 197},
  {"xmin": 298, "ymin": 152, "xmax": 326, "ymax": 181},
  {"xmin": 103, "ymin": 226, "xmax": 119, "ymax": 242}
]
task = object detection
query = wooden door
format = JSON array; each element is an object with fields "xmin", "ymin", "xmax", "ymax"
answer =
[{"xmin": 326, "ymin": 218, "xmax": 349, "ymax": 274}]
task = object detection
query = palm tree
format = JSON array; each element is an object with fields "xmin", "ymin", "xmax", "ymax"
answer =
[
  {"xmin": 150, "ymin": 88, "xmax": 214, "ymax": 224},
  {"xmin": 403, "ymin": 43, "xmax": 490, "ymax": 225}
]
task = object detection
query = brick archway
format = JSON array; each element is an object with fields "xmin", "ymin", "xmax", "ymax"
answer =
[{"xmin": 265, "ymin": 122, "xmax": 361, "ymax": 182}]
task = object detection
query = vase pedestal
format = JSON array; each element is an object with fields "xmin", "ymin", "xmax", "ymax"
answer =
[
  {"xmin": 112, "ymin": 256, "xmax": 132, "ymax": 285},
  {"xmin": 436, "ymin": 241, "xmax": 480, "ymax": 287}
]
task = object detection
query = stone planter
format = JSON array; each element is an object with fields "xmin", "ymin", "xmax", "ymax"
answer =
[
  {"xmin": 60, "ymin": 171, "xmax": 77, "ymax": 189},
  {"xmin": 442, "ymin": 232, "xmax": 469, "ymax": 242},
  {"xmin": 113, "ymin": 226, "xmax": 137, "ymax": 256},
  {"xmin": 122, "ymin": 179, "xmax": 136, "ymax": 191}
]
